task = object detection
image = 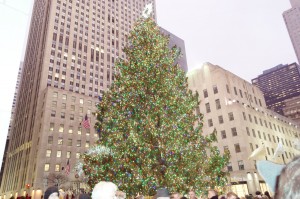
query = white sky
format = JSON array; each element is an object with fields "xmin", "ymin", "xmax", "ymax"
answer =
[{"xmin": 0, "ymin": 0, "xmax": 297, "ymax": 166}]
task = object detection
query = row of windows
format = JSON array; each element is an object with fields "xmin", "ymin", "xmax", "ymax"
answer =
[
  {"xmin": 207, "ymin": 112, "xmax": 235, "ymax": 127},
  {"xmin": 242, "ymin": 111, "xmax": 296, "ymax": 136},
  {"xmin": 246, "ymin": 127, "xmax": 293, "ymax": 148},
  {"xmin": 224, "ymin": 144, "xmax": 241, "ymax": 154},
  {"xmin": 249, "ymin": 143, "xmax": 295, "ymax": 159},
  {"xmin": 205, "ymin": 99, "xmax": 221, "ymax": 113},
  {"xmin": 203, "ymin": 84, "xmax": 262, "ymax": 107},
  {"xmin": 227, "ymin": 160, "xmax": 244, "ymax": 171},
  {"xmin": 47, "ymin": 136, "xmax": 90, "ymax": 147}
]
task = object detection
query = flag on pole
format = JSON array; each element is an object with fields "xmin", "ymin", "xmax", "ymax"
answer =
[
  {"xmin": 65, "ymin": 159, "xmax": 70, "ymax": 175},
  {"xmin": 82, "ymin": 114, "xmax": 90, "ymax": 129},
  {"xmin": 272, "ymin": 141, "xmax": 285, "ymax": 159},
  {"xmin": 248, "ymin": 143, "xmax": 266, "ymax": 160}
]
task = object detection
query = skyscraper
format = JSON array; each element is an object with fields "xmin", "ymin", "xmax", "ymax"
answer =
[
  {"xmin": 0, "ymin": 62, "xmax": 23, "ymax": 187},
  {"xmin": 252, "ymin": 63, "xmax": 300, "ymax": 115},
  {"xmin": 283, "ymin": 0, "xmax": 300, "ymax": 64},
  {"xmin": 0, "ymin": 0, "xmax": 158, "ymax": 197}
]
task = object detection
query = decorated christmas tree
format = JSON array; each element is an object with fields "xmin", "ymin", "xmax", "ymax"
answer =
[{"xmin": 82, "ymin": 17, "xmax": 230, "ymax": 196}]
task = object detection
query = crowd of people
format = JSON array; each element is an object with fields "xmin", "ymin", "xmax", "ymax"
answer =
[{"xmin": 41, "ymin": 156, "xmax": 300, "ymax": 199}]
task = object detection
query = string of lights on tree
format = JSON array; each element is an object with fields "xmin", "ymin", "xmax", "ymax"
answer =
[{"xmin": 82, "ymin": 17, "xmax": 230, "ymax": 196}]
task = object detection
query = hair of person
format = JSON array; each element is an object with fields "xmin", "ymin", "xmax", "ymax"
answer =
[
  {"xmin": 227, "ymin": 192, "xmax": 238, "ymax": 198},
  {"xmin": 275, "ymin": 156, "xmax": 300, "ymax": 199}
]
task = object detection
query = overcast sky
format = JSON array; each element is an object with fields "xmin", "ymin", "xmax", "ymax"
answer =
[{"xmin": 0, "ymin": 0, "xmax": 297, "ymax": 166}]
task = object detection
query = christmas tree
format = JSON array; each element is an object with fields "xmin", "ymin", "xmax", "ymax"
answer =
[{"xmin": 82, "ymin": 17, "xmax": 230, "ymax": 196}]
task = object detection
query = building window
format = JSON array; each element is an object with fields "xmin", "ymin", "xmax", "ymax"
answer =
[
  {"xmin": 228, "ymin": 112, "xmax": 234, "ymax": 121},
  {"xmin": 203, "ymin": 89, "xmax": 208, "ymax": 98},
  {"xmin": 62, "ymin": 94, "xmax": 67, "ymax": 100},
  {"xmin": 239, "ymin": 89, "xmax": 243, "ymax": 98},
  {"xmin": 250, "ymin": 143, "xmax": 254, "ymax": 151},
  {"xmin": 254, "ymin": 116, "xmax": 258, "ymax": 124},
  {"xmin": 242, "ymin": 112, "xmax": 247, "ymax": 120},
  {"xmin": 218, "ymin": 115, "xmax": 224, "ymax": 124},
  {"xmin": 227, "ymin": 162, "xmax": 233, "ymax": 172},
  {"xmin": 52, "ymin": 101, "xmax": 57, "ymax": 108},
  {"xmin": 85, "ymin": 141, "xmax": 90, "ymax": 148},
  {"xmin": 67, "ymin": 151, "xmax": 71, "ymax": 158},
  {"xmin": 238, "ymin": 160, "xmax": 244, "ymax": 170},
  {"xmin": 205, "ymin": 103, "xmax": 211, "ymax": 113},
  {"xmin": 76, "ymin": 152, "xmax": 80, "ymax": 159},
  {"xmin": 263, "ymin": 132, "xmax": 267, "ymax": 140},
  {"xmin": 226, "ymin": 84, "xmax": 230, "ymax": 93},
  {"xmin": 61, "ymin": 112, "xmax": 65, "ymax": 119},
  {"xmin": 78, "ymin": 127, "xmax": 82, "ymax": 135},
  {"xmin": 258, "ymin": 131, "xmax": 261, "ymax": 139},
  {"xmin": 71, "ymin": 105, "xmax": 75, "ymax": 111},
  {"xmin": 46, "ymin": 150, "xmax": 52, "ymax": 157},
  {"xmin": 62, "ymin": 103, "xmax": 66, "ymax": 109},
  {"xmin": 248, "ymin": 114, "xmax": 252, "ymax": 122},
  {"xmin": 67, "ymin": 138, "xmax": 72, "ymax": 146},
  {"xmin": 51, "ymin": 110, "xmax": 56, "ymax": 117},
  {"xmin": 195, "ymin": 106, "xmax": 201, "ymax": 116},
  {"xmin": 246, "ymin": 127, "xmax": 250, "ymax": 136},
  {"xmin": 234, "ymin": 87, "xmax": 237, "ymax": 95},
  {"xmin": 87, "ymin": 100, "xmax": 92, "ymax": 106},
  {"xmin": 80, "ymin": 98, "xmax": 84, "ymax": 104},
  {"xmin": 221, "ymin": 130, "xmax": 226, "ymax": 139},
  {"xmin": 252, "ymin": 129, "xmax": 256, "ymax": 137},
  {"xmin": 57, "ymin": 151, "xmax": 62, "ymax": 157},
  {"xmin": 71, "ymin": 96, "xmax": 76, "ymax": 102},
  {"xmin": 48, "ymin": 136, "xmax": 53, "ymax": 144},
  {"xmin": 44, "ymin": 164, "xmax": 50, "ymax": 172},
  {"xmin": 234, "ymin": 144, "xmax": 241, "ymax": 153},
  {"xmin": 53, "ymin": 92, "xmax": 58, "ymax": 98},
  {"xmin": 224, "ymin": 146, "xmax": 229, "ymax": 153},
  {"xmin": 215, "ymin": 99, "xmax": 221, "ymax": 110},
  {"xmin": 70, "ymin": 114, "xmax": 74, "ymax": 120},
  {"xmin": 208, "ymin": 119, "xmax": 213, "ymax": 127},
  {"xmin": 55, "ymin": 164, "xmax": 60, "ymax": 172},
  {"xmin": 231, "ymin": 127, "xmax": 237, "ymax": 136},
  {"xmin": 213, "ymin": 85, "xmax": 218, "ymax": 94},
  {"xmin": 58, "ymin": 138, "xmax": 63, "ymax": 145},
  {"xmin": 77, "ymin": 140, "xmax": 81, "ymax": 147},
  {"xmin": 59, "ymin": 124, "xmax": 64, "ymax": 132},
  {"xmin": 68, "ymin": 127, "xmax": 73, "ymax": 134},
  {"xmin": 49, "ymin": 123, "xmax": 54, "ymax": 131}
]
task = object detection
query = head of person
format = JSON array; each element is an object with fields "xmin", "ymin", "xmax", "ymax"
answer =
[
  {"xmin": 226, "ymin": 192, "xmax": 238, "ymax": 199},
  {"xmin": 171, "ymin": 192, "xmax": 181, "ymax": 199},
  {"xmin": 275, "ymin": 156, "xmax": 300, "ymax": 199},
  {"xmin": 208, "ymin": 190, "xmax": 218, "ymax": 199},
  {"xmin": 264, "ymin": 191, "xmax": 271, "ymax": 198},
  {"xmin": 188, "ymin": 191, "xmax": 196, "ymax": 199},
  {"xmin": 156, "ymin": 188, "xmax": 170, "ymax": 199},
  {"xmin": 79, "ymin": 193, "xmax": 91, "ymax": 199},
  {"xmin": 255, "ymin": 191, "xmax": 261, "ymax": 196},
  {"xmin": 44, "ymin": 186, "xmax": 60, "ymax": 199},
  {"xmin": 91, "ymin": 181, "xmax": 117, "ymax": 199}
]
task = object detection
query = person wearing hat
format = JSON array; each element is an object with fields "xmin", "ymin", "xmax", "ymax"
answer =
[
  {"xmin": 44, "ymin": 186, "xmax": 60, "ymax": 199},
  {"xmin": 156, "ymin": 188, "xmax": 170, "ymax": 199}
]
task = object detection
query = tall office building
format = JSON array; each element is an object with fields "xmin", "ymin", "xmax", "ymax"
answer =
[
  {"xmin": 0, "ymin": 0, "xmax": 159, "ymax": 198},
  {"xmin": 252, "ymin": 63, "xmax": 300, "ymax": 115},
  {"xmin": 187, "ymin": 63, "xmax": 300, "ymax": 197},
  {"xmin": 0, "ymin": 62, "xmax": 23, "ymax": 187},
  {"xmin": 283, "ymin": 0, "xmax": 300, "ymax": 64},
  {"xmin": 160, "ymin": 28, "xmax": 188, "ymax": 72}
]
